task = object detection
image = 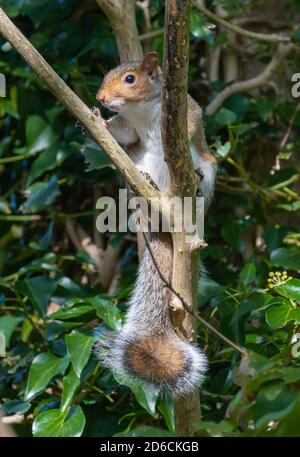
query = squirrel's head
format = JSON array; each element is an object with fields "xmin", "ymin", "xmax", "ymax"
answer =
[{"xmin": 96, "ymin": 52, "xmax": 160, "ymax": 112}]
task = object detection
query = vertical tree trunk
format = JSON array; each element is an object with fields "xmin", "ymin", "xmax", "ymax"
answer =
[{"xmin": 162, "ymin": 0, "xmax": 202, "ymax": 436}]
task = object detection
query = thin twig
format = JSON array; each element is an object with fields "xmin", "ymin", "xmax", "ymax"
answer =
[
  {"xmin": 280, "ymin": 101, "xmax": 300, "ymax": 150},
  {"xmin": 139, "ymin": 28, "xmax": 164, "ymax": 41},
  {"xmin": 206, "ymin": 43, "xmax": 295, "ymax": 115},
  {"xmin": 139, "ymin": 228, "xmax": 247, "ymax": 356},
  {"xmin": 194, "ymin": 1, "xmax": 291, "ymax": 43}
]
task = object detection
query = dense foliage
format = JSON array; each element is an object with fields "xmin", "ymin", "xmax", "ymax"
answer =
[{"xmin": 1, "ymin": 0, "xmax": 300, "ymax": 437}]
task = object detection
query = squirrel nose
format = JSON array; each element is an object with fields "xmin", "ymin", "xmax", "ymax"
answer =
[{"xmin": 96, "ymin": 92, "xmax": 106, "ymax": 104}]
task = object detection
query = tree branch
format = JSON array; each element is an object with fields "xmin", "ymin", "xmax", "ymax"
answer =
[
  {"xmin": 0, "ymin": 8, "xmax": 160, "ymax": 205},
  {"xmin": 194, "ymin": 1, "xmax": 291, "ymax": 43},
  {"xmin": 96, "ymin": 0, "xmax": 143, "ymax": 62},
  {"xmin": 162, "ymin": 1, "xmax": 196, "ymax": 197},
  {"xmin": 206, "ymin": 43, "xmax": 295, "ymax": 115},
  {"xmin": 162, "ymin": 0, "xmax": 203, "ymax": 437}
]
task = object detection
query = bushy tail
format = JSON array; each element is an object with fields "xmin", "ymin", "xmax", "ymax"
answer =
[{"xmin": 95, "ymin": 234, "xmax": 207, "ymax": 397}]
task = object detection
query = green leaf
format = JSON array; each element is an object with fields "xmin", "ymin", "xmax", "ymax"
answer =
[
  {"xmin": 198, "ymin": 277, "xmax": 224, "ymax": 306},
  {"xmin": 292, "ymin": 26, "xmax": 300, "ymax": 43},
  {"xmin": 274, "ymin": 279, "xmax": 300, "ymax": 304},
  {"xmin": 270, "ymin": 247, "xmax": 300, "ymax": 271},
  {"xmin": 33, "ymin": 405, "xmax": 85, "ymax": 437},
  {"xmin": 282, "ymin": 367, "xmax": 300, "ymax": 384},
  {"xmin": 215, "ymin": 141, "xmax": 231, "ymax": 158},
  {"xmin": 215, "ymin": 108, "xmax": 237, "ymax": 127},
  {"xmin": 277, "ymin": 201, "xmax": 300, "ymax": 212},
  {"xmin": 158, "ymin": 396, "xmax": 175, "ymax": 432},
  {"xmin": 113, "ymin": 372, "xmax": 159, "ymax": 416},
  {"xmin": 240, "ymin": 263, "xmax": 256, "ymax": 286},
  {"xmin": 27, "ymin": 147, "xmax": 57, "ymax": 185},
  {"xmin": 196, "ymin": 420, "xmax": 234, "ymax": 437},
  {"xmin": 3, "ymin": 399, "xmax": 31, "ymax": 415},
  {"xmin": 65, "ymin": 330, "xmax": 93, "ymax": 377},
  {"xmin": 190, "ymin": 10, "xmax": 215, "ymax": 42},
  {"xmin": 82, "ymin": 143, "xmax": 114, "ymax": 171},
  {"xmin": 61, "ymin": 367, "xmax": 81, "ymax": 413},
  {"xmin": 57, "ymin": 296, "xmax": 122, "ymax": 330},
  {"xmin": 0, "ymin": 316, "xmax": 21, "ymax": 349},
  {"xmin": 25, "ymin": 353, "xmax": 69, "ymax": 401},
  {"xmin": 15, "ymin": 276, "xmax": 57, "ymax": 317},
  {"xmin": 49, "ymin": 305, "xmax": 95, "ymax": 320},
  {"xmin": 248, "ymin": 390, "xmax": 295, "ymax": 429},
  {"xmin": 93, "ymin": 298, "xmax": 122, "ymax": 331},
  {"xmin": 265, "ymin": 301, "xmax": 293, "ymax": 329},
  {"xmin": 20, "ymin": 176, "xmax": 60, "ymax": 213},
  {"xmin": 233, "ymin": 292, "xmax": 273, "ymax": 322},
  {"xmin": 25, "ymin": 115, "xmax": 58, "ymax": 154}
]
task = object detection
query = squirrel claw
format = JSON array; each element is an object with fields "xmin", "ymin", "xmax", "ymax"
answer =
[
  {"xmin": 195, "ymin": 167, "xmax": 204, "ymax": 181},
  {"xmin": 91, "ymin": 106, "xmax": 101, "ymax": 118}
]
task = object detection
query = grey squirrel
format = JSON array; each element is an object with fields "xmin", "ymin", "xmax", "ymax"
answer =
[{"xmin": 94, "ymin": 52, "xmax": 216, "ymax": 397}]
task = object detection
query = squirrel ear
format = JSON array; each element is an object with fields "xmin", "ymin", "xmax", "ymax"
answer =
[{"xmin": 141, "ymin": 52, "xmax": 159, "ymax": 77}]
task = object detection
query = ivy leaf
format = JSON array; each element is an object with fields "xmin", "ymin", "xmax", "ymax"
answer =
[
  {"xmin": 215, "ymin": 141, "xmax": 231, "ymax": 158},
  {"xmin": 248, "ymin": 390, "xmax": 296, "ymax": 429},
  {"xmin": 265, "ymin": 301, "xmax": 293, "ymax": 329},
  {"xmin": 61, "ymin": 367, "xmax": 81, "ymax": 413},
  {"xmin": 25, "ymin": 353, "xmax": 69, "ymax": 401},
  {"xmin": 56, "ymin": 296, "xmax": 122, "ymax": 330},
  {"xmin": 113, "ymin": 372, "xmax": 159, "ymax": 416},
  {"xmin": 65, "ymin": 330, "xmax": 93, "ymax": 377},
  {"xmin": 15, "ymin": 276, "xmax": 57, "ymax": 318},
  {"xmin": 240, "ymin": 263, "xmax": 256, "ymax": 286},
  {"xmin": 93, "ymin": 298, "xmax": 122, "ymax": 331},
  {"xmin": 274, "ymin": 279, "xmax": 300, "ymax": 304},
  {"xmin": 27, "ymin": 147, "xmax": 57, "ymax": 186},
  {"xmin": 49, "ymin": 305, "xmax": 95, "ymax": 320},
  {"xmin": 158, "ymin": 396, "xmax": 175, "ymax": 432},
  {"xmin": 33, "ymin": 405, "xmax": 85, "ymax": 437},
  {"xmin": 0, "ymin": 315, "xmax": 21, "ymax": 349},
  {"xmin": 2, "ymin": 399, "xmax": 31, "ymax": 415},
  {"xmin": 190, "ymin": 10, "xmax": 215, "ymax": 42},
  {"xmin": 20, "ymin": 176, "xmax": 60, "ymax": 213},
  {"xmin": 282, "ymin": 367, "xmax": 300, "ymax": 384},
  {"xmin": 81, "ymin": 142, "xmax": 114, "ymax": 171},
  {"xmin": 215, "ymin": 108, "xmax": 237, "ymax": 127},
  {"xmin": 232, "ymin": 292, "xmax": 273, "ymax": 323},
  {"xmin": 25, "ymin": 115, "xmax": 58, "ymax": 154},
  {"xmin": 270, "ymin": 248, "xmax": 300, "ymax": 271}
]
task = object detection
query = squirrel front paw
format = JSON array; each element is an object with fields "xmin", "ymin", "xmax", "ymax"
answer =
[
  {"xmin": 91, "ymin": 107, "xmax": 109, "ymax": 129},
  {"xmin": 91, "ymin": 106, "xmax": 101, "ymax": 118},
  {"xmin": 140, "ymin": 171, "xmax": 159, "ymax": 190}
]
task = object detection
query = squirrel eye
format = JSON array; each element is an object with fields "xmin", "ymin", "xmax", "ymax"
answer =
[{"xmin": 124, "ymin": 74, "xmax": 135, "ymax": 84}]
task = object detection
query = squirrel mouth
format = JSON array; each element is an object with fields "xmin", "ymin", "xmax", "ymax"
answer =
[{"xmin": 102, "ymin": 101, "xmax": 123, "ymax": 112}]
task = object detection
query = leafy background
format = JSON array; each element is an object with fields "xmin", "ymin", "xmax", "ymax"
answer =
[{"xmin": 1, "ymin": 0, "xmax": 300, "ymax": 437}]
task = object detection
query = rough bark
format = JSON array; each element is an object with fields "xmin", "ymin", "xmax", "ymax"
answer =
[
  {"xmin": 96, "ymin": 0, "xmax": 143, "ymax": 62},
  {"xmin": 161, "ymin": 0, "xmax": 201, "ymax": 436}
]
